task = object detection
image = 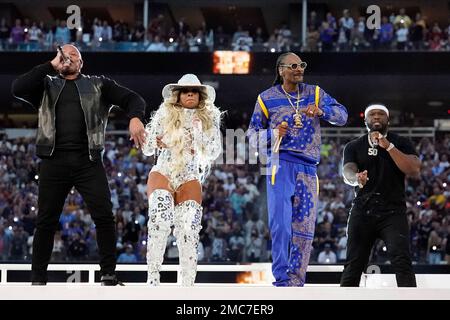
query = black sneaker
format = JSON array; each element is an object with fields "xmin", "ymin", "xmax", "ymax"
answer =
[{"xmin": 100, "ymin": 274, "xmax": 124, "ymax": 286}]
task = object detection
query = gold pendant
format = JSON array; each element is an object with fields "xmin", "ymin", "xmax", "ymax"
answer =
[{"xmin": 293, "ymin": 112, "xmax": 303, "ymax": 128}]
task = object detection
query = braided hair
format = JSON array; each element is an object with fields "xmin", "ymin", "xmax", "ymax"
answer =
[{"xmin": 272, "ymin": 52, "xmax": 295, "ymax": 86}]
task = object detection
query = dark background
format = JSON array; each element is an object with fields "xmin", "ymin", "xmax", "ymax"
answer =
[{"xmin": 1, "ymin": 52, "xmax": 449, "ymax": 124}]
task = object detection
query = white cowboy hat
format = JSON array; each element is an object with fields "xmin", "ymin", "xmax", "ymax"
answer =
[{"xmin": 162, "ymin": 74, "xmax": 216, "ymax": 103}]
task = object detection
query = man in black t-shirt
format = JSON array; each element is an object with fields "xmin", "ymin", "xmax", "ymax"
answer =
[{"xmin": 340, "ymin": 104, "xmax": 421, "ymax": 287}]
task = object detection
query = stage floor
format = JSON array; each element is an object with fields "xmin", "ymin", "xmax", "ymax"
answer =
[{"xmin": 1, "ymin": 283, "xmax": 450, "ymax": 300}]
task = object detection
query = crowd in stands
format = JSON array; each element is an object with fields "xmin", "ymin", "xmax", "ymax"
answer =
[
  {"xmin": 0, "ymin": 7, "xmax": 449, "ymax": 52},
  {"xmin": 305, "ymin": 8, "xmax": 450, "ymax": 52},
  {"xmin": 0, "ymin": 116, "xmax": 449, "ymax": 265}
]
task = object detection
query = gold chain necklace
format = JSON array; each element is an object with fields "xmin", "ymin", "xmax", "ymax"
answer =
[
  {"xmin": 281, "ymin": 85, "xmax": 303, "ymax": 128},
  {"xmin": 282, "ymin": 86, "xmax": 300, "ymax": 100}
]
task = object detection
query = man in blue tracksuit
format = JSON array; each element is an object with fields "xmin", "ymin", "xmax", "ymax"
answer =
[{"xmin": 248, "ymin": 52, "xmax": 347, "ymax": 286}]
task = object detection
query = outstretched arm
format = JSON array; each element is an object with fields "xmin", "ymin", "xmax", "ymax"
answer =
[
  {"xmin": 247, "ymin": 95, "xmax": 271, "ymax": 149},
  {"xmin": 142, "ymin": 107, "xmax": 164, "ymax": 157},
  {"xmin": 317, "ymin": 87, "xmax": 348, "ymax": 126},
  {"xmin": 11, "ymin": 51, "xmax": 66, "ymax": 108},
  {"xmin": 343, "ymin": 162, "xmax": 369, "ymax": 188},
  {"xmin": 371, "ymin": 132, "xmax": 421, "ymax": 177},
  {"xmin": 387, "ymin": 148, "xmax": 421, "ymax": 177},
  {"xmin": 342, "ymin": 142, "xmax": 368, "ymax": 188},
  {"xmin": 11, "ymin": 62, "xmax": 55, "ymax": 108},
  {"xmin": 101, "ymin": 77, "xmax": 147, "ymax": 148}
]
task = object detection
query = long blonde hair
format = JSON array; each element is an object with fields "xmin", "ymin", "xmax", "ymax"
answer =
[{"xmin": 156, "ymin": 88, "xmax": 221, "ymax": 183}]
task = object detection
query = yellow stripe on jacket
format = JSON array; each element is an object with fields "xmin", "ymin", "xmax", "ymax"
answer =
[{"xmin": 257, "ymin": 95, "xmax": 269, "ymax": 119}]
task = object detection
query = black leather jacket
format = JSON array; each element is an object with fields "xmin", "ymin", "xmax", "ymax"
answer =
[{"xmin": 12, "ymin": 62, "xmax": 146, "ymax": 160}]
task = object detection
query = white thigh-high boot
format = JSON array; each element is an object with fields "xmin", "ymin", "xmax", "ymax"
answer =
[
  {"xmin": 173, "ymin": 200, "xmax": 203, "ymax": 286},
  {"xmin": 147, "ymin": 189, "xmax": 174, "ymax": 285}
]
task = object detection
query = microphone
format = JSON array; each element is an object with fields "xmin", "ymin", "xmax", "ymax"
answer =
[
  {"xmin": 153, "ymin": 148, "xmax": 160, "ymax": 166},
  {"xmin": 57, "ymin": 45, "xmax": 70, "ymax": 64},
  {"xmin": 273, "ymin": 121, "xmax": 288, "ymax": 153},
  {"xmin": 371, "ymin": 131, "xmax": 380, "ymax": 146},
  {"xmin": 154, "ymin": 133, "xmax": 165, "ymax": 165}
]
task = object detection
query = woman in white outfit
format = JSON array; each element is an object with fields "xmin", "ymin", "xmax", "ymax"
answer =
[{"xmin": 142, "ymin": 74, "xmax": 222, "ymax": 286}]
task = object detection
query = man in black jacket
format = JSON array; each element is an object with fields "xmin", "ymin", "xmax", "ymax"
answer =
[{"xmin": 12, "ymin": 44, "xmax": 146, "ymax": 285}]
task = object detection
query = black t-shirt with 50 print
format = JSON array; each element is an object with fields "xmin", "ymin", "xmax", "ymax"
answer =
[{"xmin": 343, "ymin": 132, "xmax": 418, "ymax": 210}]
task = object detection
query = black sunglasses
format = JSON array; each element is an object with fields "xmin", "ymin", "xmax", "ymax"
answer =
[
  {"xmin": 279, "ymin": 62, "xmax": 307, "ymax": 70},
  {"xmin": 180, "ymin": 88, "xmax": 201, "ymax": 94}
]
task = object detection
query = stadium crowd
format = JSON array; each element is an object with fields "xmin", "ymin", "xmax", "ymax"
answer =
[
  {"xmin": 0, "ymin": 116, "xmax": 448, "ymax": 265},
  {"xmin": 0, "ymin": 7, "xmax": 449, "ymax": 52}
]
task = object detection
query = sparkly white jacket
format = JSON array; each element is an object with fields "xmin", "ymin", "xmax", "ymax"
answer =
[{"xmin": 142, "ymin": 105, "xmax": 222, "ymax": 180}]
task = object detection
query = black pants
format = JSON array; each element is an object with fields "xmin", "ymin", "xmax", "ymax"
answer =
[
  {"xmin": 340, "ymin": 206, "xmax": 416, "ymax": 287},
  {"xmin": 32, "ymin": 150, "xmax": 116, "ymax": 282}
]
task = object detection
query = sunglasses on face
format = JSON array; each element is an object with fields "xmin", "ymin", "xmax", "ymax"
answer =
[
  {"xmin": 180, "ymin": 88, "xmax": 201, "ymax": 94},
  {"xmin": 280, "ymin": 62, "xmax": 307, "ymax": 70}
]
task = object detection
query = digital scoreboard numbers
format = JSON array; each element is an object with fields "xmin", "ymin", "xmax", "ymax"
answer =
[{"xmin": 213, "ymin": 51, "xmax": 251, "ymax": 74}]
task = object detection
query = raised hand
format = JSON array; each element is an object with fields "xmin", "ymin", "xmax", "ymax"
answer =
[{"xmin": 356, "ymin": 170, "xmax": 369, "ymax": 188}]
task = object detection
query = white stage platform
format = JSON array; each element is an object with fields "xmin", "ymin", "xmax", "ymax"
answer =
[
  {"xmin": 1, "ymin": 264, "xmax": 449, "ymax": 300},
  {"xmin": 1, "ymin": 283, "xmax": 450, "ymax": 300}
]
